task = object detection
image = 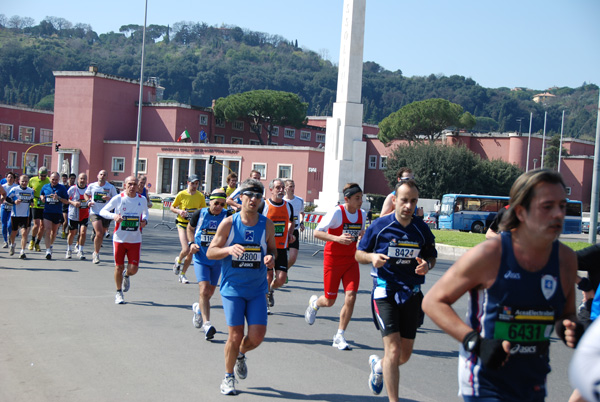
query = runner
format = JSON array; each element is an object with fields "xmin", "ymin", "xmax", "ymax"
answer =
[
  {"xmin": 221, "ymin": 172, "xmax": 238, "ymax": 197},
  {"xmin": 27, "ymin": 166, "xmax": 50, "ymax": 252},
  {"xmin": 39, "ymin": 172, "xmax": 69, "ymax": 260},
  {"xmin": 356, "ymin": 179, "xmax": 437, "ymax": 399},
  {"xmin": 261, "ymin": 178, "xmax": 295, "ymax": 313},
  {"xmin": 99, "ymin": 176, "xmax": 149, "ymax": 304},
  {"xmin": 5, "ymin": 175, "xmax": 35, "ymax": 259},
  {"xmin": 422, "ymin": 169, "xmax": 582, "ymax": 402},
  {"xmin": 305, "ymin": 183, "xmax": 366, "ymax": 351},
  {"xmin": 85, "ymin": 170, "xmax": 118, "ymax": 264},
  {"xmin": 283, "ymin": 179, "xmax": 305, "ymax": 273},
  {"xmin": 137, "ymin": 174, "xmax": 153, "ymax": 208},
  {"xmin": 66, "ymin": 173, "xmax": 90, "ymax": 260},
  {"xmin": 170, "ymin": 174, "xmax": 207, "ymax": 283},
  {"xmin": 380, "ymin": 167, "xmax": 423, "ymax": 218},
  {"xmin": 1, "ymin": 172, "xmax": 18, "ymax": 248},
  {"xmin": 61, "ymin": 173, "xmax": 76, "ymax": 239},
  {"xmin": 206, "ymin": 178, "xmax": 277, "ymax": 395},
  {"xmin": 187, "ymin": 188, "xmax": 230, "ymax": 340},
  {"xmin": 226, "ymin": 170, "xmax": 261, "ymax": 212}
]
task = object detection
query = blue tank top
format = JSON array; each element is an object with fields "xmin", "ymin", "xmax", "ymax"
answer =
[
  {"xmin": 459, "ymin": 231, "xmax": 565, "ymax": 401},
  {"xmin": 220, "ymin": 214, "xmax": 268, "ymax": 298},
  {"xmin": 193, "ymin": 207, "xmax": 228, "ymax": 266}
]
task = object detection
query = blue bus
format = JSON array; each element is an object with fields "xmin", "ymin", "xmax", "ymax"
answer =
[{"xmin": 438, "ymin": 194, "xmax": 582, "ymax": 234}]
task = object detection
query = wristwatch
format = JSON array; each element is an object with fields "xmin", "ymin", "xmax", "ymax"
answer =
[{"xmin": 187, "ymin": 241, "xmax": 194, "ymax": 247}]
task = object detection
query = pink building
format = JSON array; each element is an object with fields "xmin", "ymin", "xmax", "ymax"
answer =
[{"xmin": 0, "ymin": 104, "xmax": 54, "ymax": 177}]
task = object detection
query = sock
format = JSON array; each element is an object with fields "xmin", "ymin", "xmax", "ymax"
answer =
[
  {"xmin": 67, "ymin": 245, "xmax": 71, "ymax": 251},
  {"xmin": 225, "ymin": 373, "xmax": 234, "ymax": 378},
  {"xmin": 204, "ymin": 321, "xmax": 211, "ymax": 328},
  {"xmin": 337, "ymin": 329, "xmax": 345, "ymax": 337},
  {"xmin": 35, "ymin": 239, "xmax": 40, "ymax": 245},
  {"xmin": 237, "ymin": 352, "xmax": 245, "ymax": 359},
  {"xmin": 374, "ymin": 359, "xmax": 383, "ymax": 373},
  {"xmin": 311, "ymin": 298, "xmax": 319, "ymax": 310}
]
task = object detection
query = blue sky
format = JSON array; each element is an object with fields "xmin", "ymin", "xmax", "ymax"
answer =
[{"xmin": 3, "ymin": 0, "xmax": 599, "ymax": 90}]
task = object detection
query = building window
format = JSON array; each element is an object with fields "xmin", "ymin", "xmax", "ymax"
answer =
[
  {"xmin": 300, "ymin": 131, "xmax": 311, "ymax": 141},
  {"xmin": 252, "ymin": 163, "xmax": 267, "ymax": 179},
  {"xmin": 23, "ymin": 153, "xmax": 38, "ymax": 176},
  {"xmin": 0, "ymin": 124, "xmax": 14, "ymax": 140},
  {"xmin": 7, "ymin": 151, "xmax": 18, "ymax": 168},
  {"xmin": 110, "ymin": 181, "xmax": 123, "ymax": 192},
  {"xmin": 379, "ymin": 156, "xmax": 388, "ymax": 170},
  {"xmin": 270, "ymin": 126, "xmax": 279, "ymax": 137},
  {"xmin": 316, "ymin": 133, "xmax": 326, "ymax": 143},
  {"xmin": 231, "ymin": 137, "xmax": 243, "ymax": 145},
  {"xmin": 112, "ymin": 157, "xmax": 125, "ymax": 173},
  {"xmin": 213, "ymin": 135, "xmax": 225, "ymax": 144},
  {"xmin": 284, "ymin": 128, "xmax": 295, "ymax": 139},
  {"xmin": 19, "ymin": 126, "xmax": 35, "ymax": 143},
  {"xmin": 278, "ymin": 164, "xmax": 292, "ymax": 179},
  {"xmin": 368, "ymin": 155, "xmax": 377, "ymax": 169},
  {"xmin": 199, "ymin": 114, "xmax": 208, "ymax": 125},
  {"xmin": 232, "ymin": 121, "xmax": 244, "ymax": 131},
  {"xmin": 215, "ymin": 118, "xmax": 225, "ymax": 128},
  {"xmin": 270, "ymin": 142, "xmax": 278, "ymax": 146},
  {"xmin": 40, "ymin": 129, "xmax": 53, "ymax": 143},
  {"xmin": 249, "ymin": 139, "xmax": 261, "ymax": 145},
  {"xmin": 43, "ymin": 155, "xmax": 52, "ymax": 169},
  {"xmin": 137, "ymin": 158, "xmax": 147, "ymax": 174}
]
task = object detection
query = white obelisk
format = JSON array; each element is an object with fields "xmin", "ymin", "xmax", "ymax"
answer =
[{"xmin": 315, "ymin": 0, "xmax": 367, "ymax": 210}]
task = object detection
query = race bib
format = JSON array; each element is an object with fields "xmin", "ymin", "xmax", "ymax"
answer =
[
  {"xmin": 342, "ymin": 222, "xmax": 361, "ymax": 242},
  {"xmin": 4, "ymin": 204, "xmax": 12, "ymax": 211},
  {"xmin": 79, "ymin": 200, "xmax": 89, "ymax": 209},
  {"xmin": 494, "ymin": 306, "xmax": 554, "ymax": 355},
  {"xmin": 273, "ymin": 220, "xmax": 286, "ymax": 237},
  {"xmin": 232, "ymin": 244, "xmax": 262, "ymax": 269},
  {"xmin": 120, "ymin": 214, "xmax": 140, "ymax": 231},
  {"xmin": 46, "ymin": 196, "xmax": 59, "ymax": 204},
  {"xmin": 19, "ymin": 192, "xmax": 33, "ymax": 202},
  {"xmin": 200, "ymin": 227, "xmax": 216, "ymax": 247},
  {"xmin": 387, "ymin": 245, "xmax": 421, "ymax": 259},
  {"xmin": 93, "ymin": 191, "xmax": 107, "ymax": 203}
]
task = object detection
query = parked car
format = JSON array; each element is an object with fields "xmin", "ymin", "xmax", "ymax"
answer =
[
  {"xmin": 424, "ymin": 211, "xmax": 438, "ymax": 229},
  {"xmin": 149, "ymin": 195, "xmax": 162, "ymax": 203},
  {"xmin": 582, "ymin": 220, "xmax": 600, "ymax": 234}
]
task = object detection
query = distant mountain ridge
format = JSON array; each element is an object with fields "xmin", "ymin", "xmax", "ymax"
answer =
[{"xmin": 0, "ymin": 17, "xmax": 597, "ymax": 139}]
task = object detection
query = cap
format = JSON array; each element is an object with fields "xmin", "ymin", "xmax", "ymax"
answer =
[
  {"xmin": 188, "ymin": 174, "xmax": 200, "ymax": 183},
  {"xmin": 39, "ymin": 167, "xmax": 48, "ymax": 175}
]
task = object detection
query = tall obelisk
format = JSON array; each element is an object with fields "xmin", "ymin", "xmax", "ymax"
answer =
[{"xmin": 316, "ymin": 0, "xmax": 367, "ymax": 210}]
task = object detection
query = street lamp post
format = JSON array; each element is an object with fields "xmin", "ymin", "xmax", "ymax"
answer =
[{"xmin": 533, "ymin": 158, "xmax": 538, "ymax": 169}]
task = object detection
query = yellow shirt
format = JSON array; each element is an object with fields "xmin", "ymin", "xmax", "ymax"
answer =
[
  {"xmin": 28, "ymin": 176, "xmax": 50, "ymax": 209},
  {"xmin": 172, "ymin": 189, "xmax": 206, "ymax": 224}
]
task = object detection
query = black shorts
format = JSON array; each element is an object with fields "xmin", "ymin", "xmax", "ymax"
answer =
[
  {"xmin": 68, "ymin": 218, "xmax": 89, "ymax": 231},
  {"xmin": 11, "ymin": 216, "xmax": 31, "ymax": 230},
  {"xmin": 372, "ymin": 290, "xmax": 423, "ymax": 339},
  {"xmin": 62, "ymin": 203, "xmax": 69, "ymax": 213},
  {"xmin": 43, "ymin": 212, "xmax": 64, "ymax": 225},
  {"xmin": 272, "ymin": 249, "xmax": 288, "ymax": 272},
  {"xmin": 288, "ymin": 229, "xmax": 300, "ymax": 249},
  {"xmin": 90, "ymin": 214, "xmax": 111, "ymax": 228},
  {"xmin": 31, "ymin": 207, "xmax": 44, "ymax": 220}
]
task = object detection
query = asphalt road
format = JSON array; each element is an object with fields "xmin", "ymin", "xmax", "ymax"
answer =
[{"xmin": 0, "ymin": 215, "xmax": 580, "ymax": 402}]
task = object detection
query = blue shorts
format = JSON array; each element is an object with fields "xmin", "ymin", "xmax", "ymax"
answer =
[
  {"xmin": 194, "ymin": 260, "xmax": 221, "ymax": 286},
  {"xmin": 221, "ymin": 293, "xmax": 268, "ymax": 327}
]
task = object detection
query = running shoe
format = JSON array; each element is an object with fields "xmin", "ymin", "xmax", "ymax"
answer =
[
  {"xmin": 332, "ymin": 334, "xmax": 352, "ymax": 350},
  {"xmin": 220, "ymin": 375, "xmax": 237, "ymax": 395},
  {"xmin": 9, "ymin": 244, "xmax": 15, "ymax": 256},
  {"xmin": 115, "ymin": 291, "xmax": 124, "ymax": 304},
  {"xmin": 305, "ymin": 295, "xmax": 319, "ymax": 325},
  {"xmin": 105, "ymin": 231, "xmax": 110, "ymax": 238},
  {"xmin": 92, "ymin": 252, "xmax": 100, "ymax": 264},
  {"xmin": 179, "ymin": 274, "xmax": 189, "ymax": 284},
  {"xmin": 267, "ymin": 290, "xmax": 274, "ymax": 307},
  {"xmin": 78, "ymin": 250, "xmax": 86, "ymax": 260},
  {"xmin": 234, "ymin": 355, "xmax": 247, "ymax": 380},
  {"xmin": 19, "ymin": 251, "xmax": 26, "ymax": 259},
  {"xmin": 204, "ymin": 325, "xmax": 217, "ymax": 341},
  {"xmin": 267, "ymin": 305, "xmax": 272, "ymax": 315},
  {"xmin": 122, "ymin": 274, "xmax": 130, "ymax": 292},
  {"xmin": 173, "ymin": 257, "xmax": 181, "ymax": 275},
  {"xmin": 192, "ymin": 303, "xmax": 203, "ymax": 328},
  {"xmin": 45, "ymin": 250, "xmax": 52, "ymax": 260},
  {"xmin": 2, "ymin": 241, "xmax": 7, "ymax": 248},
  {"xmin": 61, "ymin": 231, "xmax": 67, "ymax": 239},
  {"xmin": 28, "ymin": 240, "xmax": 34, "ymax": 250},
  {"xmin": 35, "ymin": 243, "xmax": 41, "ymax": 252},
  {"xmin": 66, "ymin": 249, "xmax": 72, "ymax": 259},
  {"xmin": 368, "ymin": 355, "xmax": 384, "ymax": 395}
]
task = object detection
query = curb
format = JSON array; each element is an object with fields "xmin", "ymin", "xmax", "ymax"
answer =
[{"xmin": 435, "ymin": 243, "xmax": 470, "ymax": 259}]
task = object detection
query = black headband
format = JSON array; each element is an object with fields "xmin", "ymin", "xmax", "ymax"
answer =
[
  {"xmin": 240, "ymin": 186, "xmax": 263, "ymax": 194},
  {"xmin": 343, "ymin": 185, "xmax": 362, "ymax": 198},
  {"xmin": 210, "ymin": 192, "xmax": 227, "ymax": 200}
]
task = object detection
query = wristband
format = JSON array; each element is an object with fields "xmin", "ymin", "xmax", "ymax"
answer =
[
  {"xmin": 462, "ymin": 330, "xmax": 507, "ymax": 369},
  {"xmin": 187, "ymin": 241, "xmax": 194, "ymax": 247}
]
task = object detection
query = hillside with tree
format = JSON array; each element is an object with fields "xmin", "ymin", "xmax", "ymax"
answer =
[{"xmin": 0, "ymin": 14, "xmax": 598, "ymax": 140}]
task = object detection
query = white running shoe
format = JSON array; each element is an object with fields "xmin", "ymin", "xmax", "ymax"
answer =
[
  {"xmin": 368, "ymin": 355, "xmax": 384, "ymax": 395},
  {"xmin": 105, "ymin": 231, "xmax": 110, "ymax": 238},
  {"xmin": 179, "ymin": 274, "xmax": 189, "ymax": 284},
  {"xmin": 45, "ymin": 250, "xmax": 52, "ymax": 260},
  {"xmin": 173, "ymin": 257, "xmax": 181, "ymax": 275},
  {"xmin": 204, "ymin": 325, "xmax": 217, "ymax": 341},
  {"xmin": 2, "ymin": 241, "xmax": 7, "ymax": 248},
  {"xmin": 220, "ymin": 375, "xmax": 237, "ymax": 395},
  {"xmin": 9, "ymin": 244, "xmax": 15, "ymax": 256},
  {"xmin": 78, "ymin": 250, "xmax": 86, "ymax": 260},
  {"xmin": 234, "ymin": 355, "xmax": 247, "ymax": 380},
  {"xmin": 115, "ymin": 291, "xmax": 124, "ymax": 304},
  {"xmin": 92, "ymin": 252, "xmax": 100, "ymax": 264},
  {"xmin": 305, "ymin": 295, "xmax": 319, "ymax": 325},
  {"xmin": 122, "ymin": 274, "xmax": 130, "ymax": 292},
  {"xmin": 332, "ymin": 334, "xmax": 352, "ymax": 350},
  {"xmin": 192, "ymin": 303, "xmax": 203, "ymax": 328},
  {"xmin": 66, "ymin": 249, "xmax": 72, "ymax": 259},
  {"xmin": 267, "ymin": 290, "xmax": 274, "ymax": 307}
]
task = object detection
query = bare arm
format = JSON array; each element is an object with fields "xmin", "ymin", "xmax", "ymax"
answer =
[
  {"xmin": 556, "ymin": 244, "xmax": 581, "ymax": 348},
  {"xmin": 379, "ymin": 193, "xmax": 395, "ymax": 217},
  {"xmin": 314, "ymin": 230, "xmax": 354, "ymax": 245}
]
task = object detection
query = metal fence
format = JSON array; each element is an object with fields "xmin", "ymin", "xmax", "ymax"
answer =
[
  {"xmin": 154, "ymin": 199, "xmax": 176, "ymax": 230},
  {"xmin": 299, "ymin": 213, "xmax": 326, "ymax": 247}
]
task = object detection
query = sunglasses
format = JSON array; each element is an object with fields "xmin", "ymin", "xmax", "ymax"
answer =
[
  {"xmin": 242, "ymin": 191, "xmax": 263, "ymax": 200},
  {"xmin": 213, "ymin": 201, "xmax": 226, "ymax": 207}
]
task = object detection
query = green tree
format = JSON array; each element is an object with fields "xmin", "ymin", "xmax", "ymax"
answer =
[
  {"xmin": 543, "ymin": 134, "xmax": 569, "ymax": 170},
  {"xmin": 378, "ymin": 98, "xmax": 475, "ymax": 145},
  {"xmin": 385, "ymin": 143, "xmax": 522, "ymax": 199},
  {"xmin": 213, "ymin": 90, "xmax": 308, "ymax": 145}
]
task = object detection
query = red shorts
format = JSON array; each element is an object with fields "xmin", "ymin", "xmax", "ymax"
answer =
[
  {"xmin": 113, "ymin": 242, "xmax": 141, "ymax": 266},
  {"xmin": 323, "ymin": 257, "xmax": 360, "ymax": 300}
]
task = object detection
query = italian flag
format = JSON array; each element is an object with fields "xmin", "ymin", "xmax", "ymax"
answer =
[{"xmin": 177, "ymin": 130, "xmax": 191, "ymax": 142}]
